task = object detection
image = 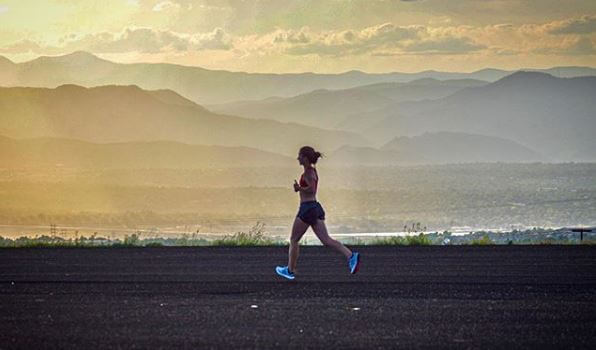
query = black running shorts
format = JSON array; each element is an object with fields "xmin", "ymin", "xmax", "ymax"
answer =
[{"xmin": 296, "ymin": 200, "xmax": 326, "ymax": 226}]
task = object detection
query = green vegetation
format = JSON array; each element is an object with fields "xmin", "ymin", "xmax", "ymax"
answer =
[
  {"xmin": 371, "ymin": 233, "xmax": 433, "ymax": 246},
  {"xmin": 0, "ymin": 234, "xmax": 106, "ymax": 248},
  {"xmin": 212, "ymin": 222, "xmax": 281, "ymax": 246},
  {"xmin": 469, "ymin": 235, "xmax": 495, "ymax": 245},
  {"xmin": 0, "ymin": 225, "xmax": 593, "ymax": 248},
  {"xmin": 580, "ymin": 239, "xmax": 596, "ymax": 245},
  {"xmin": 0, "ymin": 231, "xmax": 211, "ymax": 248},
  {"xmin": 143, "ymin": 242, "xmax": 164, "ymax": 247}
]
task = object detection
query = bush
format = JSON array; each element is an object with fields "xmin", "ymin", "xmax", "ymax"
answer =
[
  {"xmin": 0, "ymin": 235, "xmax": 99, "ymax": 248},
  {"xmin": 469, "ymin": 235, "xmax": 495, "ymax": 245},
  {"xmin": 110, "ymin": 233, "xmax": 141, "ymax": 247},
  {"xmin": 372, "ymin": 233, "xmax": 432, "ymax": 246},
  {"xmin": 371, "ymin": 236, "xmax": 408, "ymax": 245},
  {"xmin": 212, "ymin": 221, "xmax": 276, "ymax": 246}
]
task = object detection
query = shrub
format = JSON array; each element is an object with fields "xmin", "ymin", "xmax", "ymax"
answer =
[
  {"xmin": 110, "ymin": 233, "xmax": 141, "ymax": 247},
  {"xmin": 372, "ymin": 236, "xmax": 408, "ymax": 246},
  {"xmin": 371, "ymin": 233, "xmax": 432, "ymax": 246},
  {"xmin": 469, "ymin": 235, "xmax": 495, "ymax": 245},
  {"xmin": 212, "ymin": 221, "xmax": 276, "ymax": 246}
]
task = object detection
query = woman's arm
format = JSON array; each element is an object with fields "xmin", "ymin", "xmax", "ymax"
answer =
[{"xmin": 296, "ymin": 171, "xmax": 316, "ymax": 194}]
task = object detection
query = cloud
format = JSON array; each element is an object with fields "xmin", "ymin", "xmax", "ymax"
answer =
[
  {"xmin": 257, "ymin": 17, "xmax": 596, "ymax": 58},
  {"xmin": 494, "ymin": 23, "xmax": 514, "ymax": 29},
  {"xmin": 192, "ymin": 27, "xmax": 231, "ymax": 50},
  {"xmin": 2, "ymin": 15, "xmax": 595, "ymax": 64},
  {"xmin": 273, "ymin": 29, "xmax": 310, "ymax": 44},
  {"xmin": 273, "ymin": 23, "xmax": 488, "ymax": 56},
  {"xmin": 534, "ymin": 37, "xmax": 596, "ymax": 56},
  {"xmin": 401, "ymin": 36, "xmax": 486, "ymax": 54},
  {"xmin": 0, "ymin": 39, "xmax": 48, "ymax": 54},
  {"xmin": 489, "ymin": 47, "xmax": 520, "ymax": 56},
  {"xmin": 278, "ymin": 23, "xmax": 423, "ymax": 56},
  {"xmin": 0, "ymin": 5, "xmax": 8, "ymax": 14},
  {"xmin": 0, "ymin": 27, "xmax": 232, "ymax": 54},
  {"xmin": 547, "ymin": 15, "xmax": 596, "ymax": 35},
  {"xmin": 90, "ymin": 27, "xmax": 231, "ymax": 52},
  {"xmin": 152, "ymin": 1, "xmax": 181, "ymax": 12}
]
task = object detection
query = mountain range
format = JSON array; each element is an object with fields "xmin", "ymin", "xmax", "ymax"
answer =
[
  {"xmin": 357, "ymin": 72, "xmax": 596, "ymax": 161},
  {"xmin": 0, "ymin": 135, "xmax": 294, "ymax": 168},
  {"xmin": 208, "ymin": 78, "xmax": 488, "ymax": 130},
  {"xmin": 1, "ymin": 51, "xmax": 595, "ymax": 164},
  {"xmin": 328, "ymin": 132, "xmax": 544, "ymax": 165},
  {"xmin": 0, "ymin": 84, "xmax": 368, "ymax": 157},
  {"xmin": 1, "ymin": 51, "xmax": 595, "ymax": 104}
]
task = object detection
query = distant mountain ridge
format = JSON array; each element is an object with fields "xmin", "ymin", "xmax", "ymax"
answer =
[
  {"xmin": 208, "ymin": 78, "xmax": 488, "ymax": 129},
  {"xmin": 1, "ymin": 131, "xmax": 542, "ymax": 168},
  {"xmin": 355, "ymin": 72, "xmax": 596, "ymax": 161},
  {"xmin": 0, "ymin": 84, "xmax": 369, "ymax": 157},
  {"xmin": 1, "ymin": 52, "xmax": 595, "ymax": 163},
  {"xmin": 0, "ymin": 135, "xmax": 294, "ymax": 168},
  {"xmin": 1, "ymin": 51, "xmax": 595, "ymax": 104},
  {"xmin": 329, "ymin": 132, "xmax": 544, "ymax": 165}
]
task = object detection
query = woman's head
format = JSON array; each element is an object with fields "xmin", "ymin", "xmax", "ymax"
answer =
[{"xmin": 298, "ymin": 146, "xmax": 323, "ymax": 165}]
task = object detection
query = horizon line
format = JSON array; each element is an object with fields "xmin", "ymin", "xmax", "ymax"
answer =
[{"xmin": 2, "ymin": 50, "xmax": 596, "ymax": 76}]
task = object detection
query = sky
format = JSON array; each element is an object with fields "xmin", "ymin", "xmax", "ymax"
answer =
[{"xmin": 0, "ymin": 0, "xmax": 595, "ymax": 73}]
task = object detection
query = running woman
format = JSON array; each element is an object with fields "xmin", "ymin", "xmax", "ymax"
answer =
[{"xmin": 275, "ymin": 146, "xmax": 360, "ymax": 280}]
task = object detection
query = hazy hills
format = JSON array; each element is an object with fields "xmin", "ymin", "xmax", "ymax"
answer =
[
  {"xmin": 0, "ymin": 84, "xmax": 369, "ymax": 157},
  {"xmin": 208, "ymin": 78, "xmax": 487, "ymax": 129},
  {"xmin": 1, "ymin": 51, "xmax": 595, "ymax": 104},
  {"xmin": 328, "ymin": 132, "xmax": 543, "ymax": 165},
  {"xmin": 1, "ymin": 52, "xmax": 595, "ymax": 164},
  {"xmin": 0, "ymin": 135, "xmax": 295, "ymax": 168},
  {"xmin": 357, "ymin": 72, "xmax": 596, "ymax": 161},
  {"xmin": 210, "ymin": 71, "xmax": 596, "ymax": 162}
]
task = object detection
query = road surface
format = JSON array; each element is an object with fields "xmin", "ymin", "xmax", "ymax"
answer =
[{"xmin": 1, "ymin": 246, "xmax": 595, "ymax": 349}]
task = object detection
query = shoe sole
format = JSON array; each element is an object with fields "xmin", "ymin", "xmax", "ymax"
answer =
[{"xmin": 351, "ymin": 253, "xmax": 360, "ymax": 274}]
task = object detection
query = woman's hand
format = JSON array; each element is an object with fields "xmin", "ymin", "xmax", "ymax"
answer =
[{"xmin": 293, "ymin": 179, "xmax": 300, "ymax": 192}]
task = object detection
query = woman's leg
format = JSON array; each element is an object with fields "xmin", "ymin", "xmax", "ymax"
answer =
[
  {"xmin": 288, "ymin": 216, "xmax": 310, "ymax": 273},
  {"xmin": 312, "ymin": 219, "xmax": 352, "ymax": 260}
]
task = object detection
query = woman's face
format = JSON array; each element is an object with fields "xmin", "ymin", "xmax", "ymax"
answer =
[{"xmin": 297, "ymin": 153, "xmax": 305, "ymax": 165}]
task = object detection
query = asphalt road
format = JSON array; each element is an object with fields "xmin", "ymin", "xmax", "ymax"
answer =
[{"xmin": 1, "ymin": 246, "xmax": 595, "ymax": 349}]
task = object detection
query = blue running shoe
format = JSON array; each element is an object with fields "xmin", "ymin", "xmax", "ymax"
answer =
[
  {"xmin": 348, "ymin": 252, "xmax": 360, "ymax": 274},
  {"xmin": 275, "ymin": 265, "xmax": 295, "ymax": 280}
]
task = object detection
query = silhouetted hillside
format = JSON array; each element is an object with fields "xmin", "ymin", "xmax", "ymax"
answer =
[
  {"xmin": 358, "ymin": 72, "xmax": 596, "ymax": 161},
  {"xmin": 208, "ymin": 88, "xmax": 394, "ymax": 129},
  {"xmin": 381, "ymin": 132, "xmax": 543, "ymax": 163},
  {"xmin": 1, "ymin": 51, "xmax": 594, "ymax": 104},
  {"xmin": 209, "ymin": 78, "xmax": 487, "ymax": 129},
  {"xmin": 329, "ymin": 132, "xmax": 544, "ymax": 165},
  {"xmin": 0, "ymin": 84, "xmax": 369, "ymax": 156},
  {"xmin": 0, "ymin": 135, "xmax": 294, "ymax": 168}
]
